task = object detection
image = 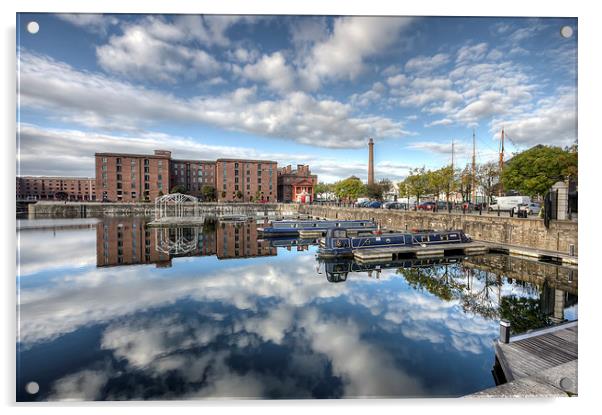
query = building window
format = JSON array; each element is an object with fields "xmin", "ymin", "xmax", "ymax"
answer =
[
  {"xmin": 144, "ymin": 159, "xmax": 149, "ymax": 166},
  {"xmin": 116, "ymin": 158, "xmax": 121, "ymax": 164},
  {"xmin": 158, "ymin": 174, "xmax": 162, "ymax": 181},
  {"xmin": 235, "ymin": 162, "xmax": 239, "ymax": 168},
  {"xmin": 117, "ymin": 183, "xmax": 122, "ymax": 189},
  {"xmin": 144, "ymin": 183, "xmax": 150, "ymax": 190},
  {"xmin": 144, "ymin": 166, "xmax": 149, "ymax": 173},
  {"xmin": 117, "ymin": 174, "xmax": 122, "ymax": 181},
  {"xmin": 102, "ymin": 157, "xmax": 107, "ymax": 163}
]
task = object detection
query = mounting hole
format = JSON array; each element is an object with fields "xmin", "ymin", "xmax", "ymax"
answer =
[
  {"xmin": 26, "ymin": 21, "xmax": 39, "ymax": 34},
  {"xmin": 25, "ymin": 381, "xmax": 39, "ymax": 394},
  {"xmin": 560, "ymin": 377, "xmax": 574, "ymax": 391},
  {"xmin": 560, "ymin": 26, "xmax": 573, "ymax": 39}
]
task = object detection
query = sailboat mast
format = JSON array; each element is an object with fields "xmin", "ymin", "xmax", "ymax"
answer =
[
  {"xmin": 498, "ymin": 128, "xmax": 505, "ymax": 196},
  {"xmin": 472, "ymin": 129, "xmax": 476, "ymax": 204}
]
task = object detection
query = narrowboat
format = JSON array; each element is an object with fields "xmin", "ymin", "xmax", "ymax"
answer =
[
  {"xmin": 258, "ymin": 219, "xmax": 376, "ymax": 237},
  {"xmin": 318, "ymin": 228, "xmax": 472, "ymax": 257},
  {"xmin": 318, "ymin": 256, "xmax": 464, "ymax": 283}
]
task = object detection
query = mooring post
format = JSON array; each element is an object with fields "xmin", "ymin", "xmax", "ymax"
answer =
[
  {"xmin": 497, "ymin": 207, "xmax": 500, "ymax": 217},
  {"xmin": 499, "ymin": 320, "xmax": 511, "ymax": 344},
  {"xmin": 569, "ymin": 244, "xmax": 575, "ymax": 256}
]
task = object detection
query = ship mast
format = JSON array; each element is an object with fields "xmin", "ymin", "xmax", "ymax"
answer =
[
  {"xmin": 498, "ymin": 128, "xmax": 505, "ymax": 196},
  {"xmin": 472, "ymin": 129, "xmax": 476, "ymax": 204}
]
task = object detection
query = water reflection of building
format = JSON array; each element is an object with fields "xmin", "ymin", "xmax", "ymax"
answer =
[
  {"xmin": 96, "ymin": 219, "xmax": 274, "ymax": 267},
  {"xmin": 96, "ymin": 217, "xmax": 171, "ymax": 267},
  {"xmin": 216, "ymin": 221, "xmax": 276, "ymax": 259}
]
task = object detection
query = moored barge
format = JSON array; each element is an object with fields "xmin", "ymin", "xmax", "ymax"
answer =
[
  {"xmin": 318, "ymin": 228, "xmax": 474, "ymax": 258},
  {"xmin": 258, "ymin": 219, "xmax": 376, "ymax": 237}
]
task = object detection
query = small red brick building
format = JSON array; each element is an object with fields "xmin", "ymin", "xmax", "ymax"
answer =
[{"xmin": 277, "ymin": 164, "xmax": 318, "ymax": 203}]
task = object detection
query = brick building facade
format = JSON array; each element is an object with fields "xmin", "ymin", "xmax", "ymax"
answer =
[
  {"xmin": 95, "ymin": 150, "xmax": 171, "ymax": 202},
  {"xmin": 16, "ymin": 176, "xmax": 96, "ymax": 201},
  {"xmin": 216, "ymin": 159, "xmax": 277, "ymax": 202},
  {"xmin": 19, "ymin": 150, "xmax": 304, "ymax": 204},
  {"xmin": 170, "ymin": 159, "xmax": 216, "ymax": 198},
  {"xmin": 277, "ymin": 164, "xmax": 318, "ymax": 203}
]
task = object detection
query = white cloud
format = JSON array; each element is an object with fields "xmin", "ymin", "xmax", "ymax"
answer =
[
  {"xmin": 56, "ymin": 13, "xmax": 119, "ymax": 35},
  {"xmin": 387, "ymin": 74, "xmax": 407, "ymax": 87},
  {"xmin": 241, "ymin": 52, "xmax": 295, "ymax": 93},
  {"xmin": 489, "ymin": 88, "xmax": 577, "ymax": 147},
  {"xmin": 19, "ymin": 52, "xmax": 411, "ymax": 150},
  {"xmin": 96, "ymin": 17, "xmax": 221, "ymax": 83},
  {"xmin": 407, "ymin": 141, "xmax": 468, "ymax": 155},
  {"xmin": 456, "ymin": 42, "xmax": 488, "ymax": 64},
  {"xmin": 425, "ymin": 118, "xmax": 453, "ymax": 127},
  {"xmin": 405, "ymin": 53, "xmax": 449, "ymax": 73},
  {"xmin": 300, "ymin": 17, "xmax": 414, "ymax": 89}
]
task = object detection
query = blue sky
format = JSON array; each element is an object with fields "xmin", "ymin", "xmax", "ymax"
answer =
[{"xmin": 17, "ymin": 14, "xmax": 577, "ymax": 182}]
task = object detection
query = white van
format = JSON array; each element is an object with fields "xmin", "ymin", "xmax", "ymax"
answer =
[{"xmin": 488, "ymin": 196, "xmax": 531, "ymax": 212}]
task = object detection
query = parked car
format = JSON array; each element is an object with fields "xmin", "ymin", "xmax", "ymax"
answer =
[
  {"xmin": 387, "ymin": 202, "xmax": 408, "ymax": 210},
  {"xmin": 436, "ymin": 201, "xmax": 452, "ymax": 211},
  {"xmin": 488, "ymin": 196, "xmax": 531, "ymax": 212},
  {"xmin": 417, "ymin": 201, "xmax": 436, "ymax": 211},
  {"xmin": 367, "ymin": 201, "xmax": 382, "ymax": 208},
  {"xmin": 513, "ymin": 202, "xmax": 541, "ymax": 215}
]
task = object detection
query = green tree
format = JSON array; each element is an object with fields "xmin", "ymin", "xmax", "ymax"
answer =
[
  {"xmin": 334, "ymin": 176, "xmax": 365, "ymax": 202},
  {"xmin": 170, "ymin": 184, "xmax": 187, "ymax": 194},
  {"xmin": 200, "ymin": 185, "xmax": 216, "ymax": 202},
  {"xmin": 501, "ymin": 145, "xmax": 578, "ymax": 197},
  {"xmin": 404, "ymin": 167, "xmax": 429, "ymax": 203},
  {"xmin": 477, "ymin": 161, "xmax": 500, "ymax": 204},
  {"xmin": 364, "ymin": 179, "xmax": 392, "ymax": 201},
  {"xmin": 438, "ymin": 165, "xmax": 457, "ymax": 205},
  {"xmin": 315, "ymin": 182, "xmax": 333, "ymax": 196}
]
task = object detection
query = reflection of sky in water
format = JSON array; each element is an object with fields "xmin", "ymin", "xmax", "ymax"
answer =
[{"xmin": 17, "ymin": 218, "xmax": 578, "ymax": 401}]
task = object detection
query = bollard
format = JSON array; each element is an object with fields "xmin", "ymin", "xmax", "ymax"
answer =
[
  {"xmin": 569, "ymin": 244, "xmax": 575, "ymax": 256},
  {"xmin": 479, "ymin": 207, "xmax": 482, "ymax": 216},
  {"xmin": 499, "ymin": 320, "xmax": 511, "ymax": 344}
]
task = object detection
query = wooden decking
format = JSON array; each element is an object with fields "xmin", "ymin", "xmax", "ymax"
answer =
[
  {"xmin": 495, "ymin": 321, "xmax": 578, "ymax": 382},
  {"xmin": 468, "ymin": 321, "xmax": 578, "ymax": 398}
]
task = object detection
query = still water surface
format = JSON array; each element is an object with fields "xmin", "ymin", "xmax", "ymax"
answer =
[{"xmin": 17, "ymin": 217, "xmax": 577, "ymax": 400}]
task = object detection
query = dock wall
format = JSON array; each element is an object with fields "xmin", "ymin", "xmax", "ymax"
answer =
[
  {"xmin": 27, "ymin": 202, "xmax": 300, "ymax": 218},
  {"xmin": 299, "ymin": 205, "xmax": 578, "ymax": 255}
]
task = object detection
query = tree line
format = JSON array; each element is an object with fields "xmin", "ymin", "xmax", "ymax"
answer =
[{"xmin": 316, "ymin": 144, "xmax": 577, "ymax": 203}]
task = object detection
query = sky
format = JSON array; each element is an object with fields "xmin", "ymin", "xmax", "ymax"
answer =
[{"xmin": 16, "ymin": 14, "xmax": 577, "ymax": 183}]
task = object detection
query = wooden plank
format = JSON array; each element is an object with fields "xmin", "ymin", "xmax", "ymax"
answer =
[{"xmin": 495, "ymin": 324, "xmax": 578, "ymax": 382}]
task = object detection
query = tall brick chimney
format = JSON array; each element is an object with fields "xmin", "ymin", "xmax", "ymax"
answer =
[{"xmin": 368, "ymin": 138, "xmax": 375, "ymax": 185}]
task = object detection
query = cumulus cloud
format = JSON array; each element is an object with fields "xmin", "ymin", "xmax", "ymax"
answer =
[
  {"xmin": 489, "ymin": 88, "xmax": 577, "ymax": 147},
  {"xmin": 300, "ymin": 16, "xmax": 415, "ymax": 89},
  {"xmin": 405, "ymin": 53, "xmax": 450, "ymax": 73},
  {"xmin": 241, "ymin": 52, "xmax": 295, "ymax": 93},
  {"xmin": 56, "ymin": 13, "xmax": 119, "ymax": 35},
  {"xmin": 96, "ymin": 17, "xmax": 221, "ymax": 83},
  {"xmin": 407, "ymin": 141, "xmax": 469, "ymax": 155},
  {"xmin": 456, "ymin": 42, "xmax": 488, "ymax": 64},
  {"xmin": 19, "ymin": 51, "xmax": 410, "ymax": 149}
]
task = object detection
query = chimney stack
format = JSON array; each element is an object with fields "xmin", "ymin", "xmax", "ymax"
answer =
[{"xmin": 368, "ymin": 138, "xmax": 375, "ymax": 185}]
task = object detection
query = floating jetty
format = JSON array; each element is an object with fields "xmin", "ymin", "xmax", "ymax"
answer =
[
  {"xmin": 353, "ymin": 242, "xmax": 488, "ymax": 262},
  {"xmin": 258, "ymin": 219, "xmax": 376, "ymax": 237},
  {"xmin": 469, "ymin": 320, "xmax": 578, "ymax": 397}
]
